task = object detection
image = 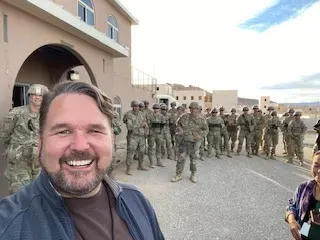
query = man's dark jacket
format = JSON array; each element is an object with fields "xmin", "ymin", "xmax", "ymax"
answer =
[{"xmin": 0, "ymin": 171, "xmax": 165, "ymax": 240}]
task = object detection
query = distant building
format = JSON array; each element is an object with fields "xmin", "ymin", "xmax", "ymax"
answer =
[
  {"xmin": 156, "ymin": 83, "xmax": 173, "ymax": 96},
  {"xmin": 212, "ymin": 90, "xmax": 238, "ymax": 112},
  {"xmin": 174, "ymin": 89, "xmax": 206, "ymax": 109},
  {"xmin": 259, "ymin": 96, "xmax": 279, "ymax": 113}
]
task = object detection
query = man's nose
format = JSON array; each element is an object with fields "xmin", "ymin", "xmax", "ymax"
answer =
[{"xmin": 70, "ymin": 132, "xmax": 90, "ymax": 151}]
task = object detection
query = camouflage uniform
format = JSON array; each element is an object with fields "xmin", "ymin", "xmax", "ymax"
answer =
[
  {"xmin": 148, "ymin": 104, "xmax": 166, "ymax": 167},
  {"xmin": 227, "ymin": 108, "xmax": 238, "ymax": 153},
  {"xmin": 206, "ymin": 108, "xmax": 224, "ymax": 158},
  {"xmin": 236, "ymin": 107, "xmax": 256, "ymax": 157},
  {"xmin": 160, "ymin": 105, "xmax": 174, "ymax": 159},
  {"xmin": 171, "ymin": 102, "xmax": 208, "ymax": 183},
  {"xmin": 252, "ymin": 109, "xmax": 265, "ymax": 155},
  {"xmin": 0, "ymin": 84, "xmax": 48, "ymax": 194},
  {"xmin": 313, "ymin": 120, "xmax": 320, "ymax": 154},
  {"xmin": 172, "ymin": 107, "xmax": 185, "ymax": 160},
  {"xmin": 287, "ymin": 112, "xmax": 307, "ymax": 165},
  {"xmin": 168, "ymin": 102, "xmax": 178, "ymax": 147},
  {"xmin": 261, "ymin": 106, "xmax": 274, "ymax": 154},
  {"xmin": 264, "ymin": 111, "xmax": 281, "ymax": 159},
  {"xmin": 219, "ymin": 107, "xmax": 231, "ymax": 156},
  {"xmin": 281, "ymin": 109, "xmax": 295, "ymax": 155},
  {"xmin": 195, "ymin": 105, "xmax": 206, "ymax": 160},
  {"xmin": 125, "ymin": 101, "xmax": 149, "ymax": 175},
  {"xmin": 143, "ymin": 101, "xmax": 154, "ymax": 154},
  {"xmin": 107, "ymin": 111, "xmax": 122, "ymax": 179}
]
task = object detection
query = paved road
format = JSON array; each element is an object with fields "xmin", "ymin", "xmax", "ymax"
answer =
[{"xmin": 115, "ymin": 152, "xmax": 312, "ymax": 240}]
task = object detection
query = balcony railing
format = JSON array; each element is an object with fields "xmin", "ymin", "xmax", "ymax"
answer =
[{"xmin": 131, "ymin": 67, "xmax": 157, "ymax": 92}]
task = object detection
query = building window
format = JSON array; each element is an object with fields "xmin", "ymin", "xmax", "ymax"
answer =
[
  {"xmin": 108, "ymin": 15, "xmax": 119, "ymax": 42},
  {"xmin": 12, "ymin": 84, "xmax": 30, "ymax": 107},
  {"xmin": 204, "ymin": 96, "xmax": 208, "ymax": 102},
  {"xmin": 3, "ymin": 14, "xmax": 8, "ymax": 42},
  {"xmin": 209, "ymin": 96, "xmax": 212, "ymax": 102},
  {"xmin": 113, "ymin": 96, "xmax": 122, "ymax": 119},
  {"xmin": 264, "ymin": 98, "xmax": 267, "ymax": 101},
  {"xmin": 199, "ymin": 96, "xmax": 202, "ymax": 100},
  {"xmin": 264, "ymin": 105, "xmax": 266, "ymax": 108},
  {"xmin": 176, "ymin": 96, "xmax": 179, "ymax": 100},
  {"xmin": 191, "ymin": 96, "xmax": 194, "ymax": 100},
  {"xmin": 183, "ymin": 96, "xmax": 186, "ymax": 100},
  {"xmin": 78, "ymin": 0, "xmax": 94, "ymax": 26}
]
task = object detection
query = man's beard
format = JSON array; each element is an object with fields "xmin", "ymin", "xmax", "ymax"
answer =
[{"xmin": 39, "ymin": 147, "xmax": 107, "ymax": 197}]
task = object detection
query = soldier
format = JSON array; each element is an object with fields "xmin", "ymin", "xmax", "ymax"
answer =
[
  {"xmin": 282, "ymin": 109, "xmax": 295, "ymax": 155},
  {"xmin": 313, "ymin": 120, "xmax": 320, "ymax": 154},
  {"xmin": 160, "ymin": 104, "xmax": 174, "ymax": 160},
  {"xmin": 287, "ymin": 111, "xmax": 307, "ymax": 166},
  {"xmin": 252, "ymin": 107, "xmax": 265, "ymax": 156},
  {"xmin": 107, "ymin": 110, "xmax": 122, "ymax": 179},
  {"xmin": 142, "ymin": 100, "xmax": 154, "ymax": 155},
  {"xmin": 264, "ymin": 111, "xmax": 281, "ymax": 159},
  {"xmin": 196, "ymin": 105, "xmax": 206, "ymax": 160},
  {"xmin": 171, "ymin": 102, "xmax": 208, "ymax": 183},
  {"xmin": 227, "ymin": 108, "xmax": 238, "ymax": 153},
  {"xmin": 219, "ymin": 107, "xmax": 232, "ymax": 157},
  {"xmin": 0, "ymin": 84, "xmax": 48, "ymax": 194},
  {"xmin": 236, "ymin": 106, "xmax": 256, "ymax": 157},
  {"xmin": 173, "ymin": 106, "xmax": 185, "ymax": 160},
  {"xmin": 148, "ymin": 103, "xmax": 166, "ymax": 168},
  {"xmin": 205, "ymin": 107, "xmax": 212, "ymax": 118},
  {"xmin": 168, "ymin": 102, "xmax": 178, "ymax": 147},
  {"xmin": 124, "ymin": 100, "xmax": 149, "ymax": 175},
  {"xmin": 261, "ymin": 106, "xmax": 274, "ymax": 154},
  {"xmin": 281, "ymin": 112, "xmax": 290, "ymax": 154},
  {"xmin": 206, "ymin": 108, "xmax": 224, "ymax": 158}
]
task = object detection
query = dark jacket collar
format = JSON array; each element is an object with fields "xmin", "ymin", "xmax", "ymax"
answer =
[{"xmin": 34, "ymin": 171, "xmax": 123, "ymax": 208}]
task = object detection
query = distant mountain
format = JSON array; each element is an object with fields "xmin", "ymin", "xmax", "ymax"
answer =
[
  {"xmin": 237, "ymin": 97, "xmax": 276, "ymax": 106},
  {"xmin": 279, "ymin": 102, "xmax": 320, "ymax": 107}
]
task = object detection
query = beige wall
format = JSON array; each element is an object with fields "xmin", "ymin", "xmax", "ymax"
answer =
[
  {"xmin": 212, "ymin": 90, "xmax": 238, "ymax": 111},
  {"xmin": 156, "ymin": 84, "xmax": 173, "ymax": 96},
  {"xmin": 173, "ymin": 90, "xmax": 206, "ymax": 108}
]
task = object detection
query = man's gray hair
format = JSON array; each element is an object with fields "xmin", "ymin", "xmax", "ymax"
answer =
[{"xmin": 39, "ymin": 81, "xmax": 114, "ymax": 135}]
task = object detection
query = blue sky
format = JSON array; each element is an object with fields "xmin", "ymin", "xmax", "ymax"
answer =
[{"xmin": 120, "ymin": 0, "xmax": 320, "ymax": 103}]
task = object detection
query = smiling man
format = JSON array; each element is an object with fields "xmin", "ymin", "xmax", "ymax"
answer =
[{"xmin": 0, "ymin": 81, "xmax": 164, "ymax": 240}]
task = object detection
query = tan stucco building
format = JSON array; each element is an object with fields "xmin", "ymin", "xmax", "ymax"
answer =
[{"xmin": 0, "ymin": 0, "xmax": 156, "ymax": 196}]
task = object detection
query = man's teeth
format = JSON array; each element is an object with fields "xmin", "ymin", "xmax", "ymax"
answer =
[{"xmin": 66, "ymin": 160, "xmax": 93, "ymax": 166}]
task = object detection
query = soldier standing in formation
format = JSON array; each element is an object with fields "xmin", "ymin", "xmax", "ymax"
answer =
[
  {"xmin": 148, "ymin": 103, "xmax": 166, "ymax": 168},
  {"xmin": 206, "ymin": 108, "xmax": 224, "ymax": 158},
  {"xmin": 261, "ymin": 106, "xmax": 274, "ymax": 154},
  {"xmin": 281, "ymin": 112, "xmax": 290, "ymax": 154},
  {"xmin": 236, "ymin": 107, "xmax": 256, "ymax": 158},
  {"xmin": 264, "ymin": 111, "xmax": 281, "ymax": 159},
  {"xmin": 160, "ymin": 104, "xmax": 174, "ymax": 160},
  {"xmin": 287, "ymin": 112, "xmax": 307, "ymax": 166},
  {"xmin": 124, "ymin": 100, "xmax": 149, "ymax": 175},
  {"xmin": 197, "ymin": 105, "xmax": 206, "ymax": 160},
  {"xmin": 172, "ymin": 106, "xmax": 185, "ymax": 160},
  {"xmin": 313, "ymin": 120, "xmax": 320, "ymax": 154},
  {"xmin": 219, "ymin": 107, "xmax": 232, "ymax": 157},
  {"xmin": 281, "ymin": 109, "xmax": 295, "ymax": 155},
  {"xmin": 107, "ymin": 110, "xmax": 122, "ymax": 179},
  {"xmin": 0, "ymin": 84, "xmax": 48, "ymax": 194},
  {"xmin": 252, "ymin": 107, "xmax": 265, "ymax": 156},
  {"xmin": 227, "ymin": 108, "xmax": 238, "ymax": 153},
  {"xmin": 168, "ymin": 102, "xmax": 178, "ymax": 147},
  {"xmin": 171, "ymin": 102, "xmax": 208, "ymax": 183}
]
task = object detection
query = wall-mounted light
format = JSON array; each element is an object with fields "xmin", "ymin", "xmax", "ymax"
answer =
[{"xmin": 68, "ymin": 70, "xmax": 80, "ymax": 81}]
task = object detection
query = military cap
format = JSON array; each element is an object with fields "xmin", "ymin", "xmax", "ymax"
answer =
[
  {"xmin": 143, "ymin": 100, "xmax": 149, "ymax": 105},
  {"xmin": 243, "ymin": 107, "xmax": 249, "ymax": 111},
  {"xmin": 139, "ymin": 102, "xmax": 145, "ymax": 107},
  {"xmin": 283, "ymin": 112, "xmax": 289, "ymax": 117},
  {"xmin": 189, "ymin": 102, "xmax": 199, "ymax": 109},
  {"xmin": 271, "ymin": 111, "xmax": 277, "ymax": 116},
  {"xmin": 288, "ymin": 108, "xmax": 295, "ymax": 113},
  {"xmin": 267, "ymin": 106, "xmax": 274, "ymax": 111},
  {"xmin": 170, "ymin": 102, "xmax": 176, "ymax": 106},
  {"xmin": 294, "ymin": 111, "xmax": 302, "ymax": 116},
  {"xmin": 27, "ymin": 84, "xmax": 49, "ymax": 96},
  {"xmin": 131, "ymin": 100, "xmax": 140, "ymax": 107},
  {"xmin": 211, "ymin": 108, "xmax": 218, "ymax": 113},
  {"xmin": 160, "ymin": 104, "xmax": 168, "ymax": 110},
  {"xmin": 230, "ymin": 108, "xmax": 236, "ymax": 112},
  {"xmin": 198, "ymin": 105, "xmax": 203, "ymax": 110},
  {"xmin": 219, "ymin": 107, "xmax": 225, "ymax": 111},
  {"xmin": 252, "ymin": 105, "xmax": 259, "ymax": 110},
  {"xmin": 177, "ymin": 106, "xmax": 184, "ymax": 111},
  {"xmin": 152, "ymin": 103, "xmax": 160, "ymax": 109}
]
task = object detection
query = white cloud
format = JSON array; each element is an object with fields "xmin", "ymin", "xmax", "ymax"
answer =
[{"xmin": 120, "ymin": 0, "xmax": 320, "ymax": 102}]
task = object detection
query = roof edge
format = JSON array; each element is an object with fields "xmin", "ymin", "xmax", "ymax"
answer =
[{"xmin": 107, "ymin": 0, "xmax": 139, "ymax": 25}]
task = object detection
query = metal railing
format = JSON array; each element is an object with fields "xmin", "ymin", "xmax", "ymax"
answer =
[{"xmin": 131, "ymin": 67, "xmax": 157, "ymax": 92}]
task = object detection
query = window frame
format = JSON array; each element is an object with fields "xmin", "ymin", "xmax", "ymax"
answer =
[
  {"xmin": 78, "ymin": 0, "xmax": 95, "ymax": 26},
  {"xmin": 107, "ymin": 15, "xmax": 119, "ymax": 42}
]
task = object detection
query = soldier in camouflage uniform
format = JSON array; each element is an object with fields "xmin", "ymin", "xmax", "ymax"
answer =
[
  {"xmin": 0, "ymin": 84, "xmax": 48, "ymax": 194},
  {"xmin": 219, "ymin": 107, "xmax": 232, "ymax": 157},
  {"xmin": 171, "ymin": 102, "xmax": 208, "ymax": 183},
  {"xmin": 261, "ymin": 106, "xmax": 274, "ymax": 154},
  {"xmin": 281, "ymin": 112, "xmax": 290, "ymax": 154},
  {"xmin": 195, "ymin": 105, "xmax": 206, "ymax": 160},
  {"xmin": 282, "ymin": 109, "xmax": 295, "ymax": 155},
  {"xmin": 205, "ymin": 107, "xmax": 212, "ymax": 118},
  {"xmin": 251, "ymin": 107, "xmax": 265, "ymax": 156},
  {"xmin": 313, "ymin": 120, "xmax": 320, "ymax": 154},
  {"xmin": 143, "ymin": 100, "xmax": 154, "ymax": 154},
  {"xmin": 236, "ymin": 107, "xmax": 256, "ymax": 157},
  {"xmin": 172, "ymin": 106, "xmax": 185, "ymax": 160},
  {"xmin": 227, "ymin": 108, "xmax": 238, "ymax": 153},
  {"xmin": 168, "ymin": 102, "xmax": 178, "ymax": 147},
  {"xmin": 264, "ymin": 111, "xmax": 281, "ymax": 159},
  {"xmin": 107, "ymin": 110, "xmax": 122, "ymax": 179},
  {"xmin": 287, "ymin": 111, "xmax": 307, "ymax": 166},
  {"xmin": 147, "ymin": 103, "xmax": 166, "ymax": 168},
  {"xmin": 206, "ymin": 108, "xmax": 224, "ymax": 158},
  {"xmin": 124, "ymin": 100, "xmax": 149, "ymax": 175},
  {"xmin": 160, "ymin": 104, "xmax": 174, "ymax": 160}
]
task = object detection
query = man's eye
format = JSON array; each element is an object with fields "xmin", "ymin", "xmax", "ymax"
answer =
[{"xmin": 57, "ymin": 130, "xmax": 71, "ymax": 135}]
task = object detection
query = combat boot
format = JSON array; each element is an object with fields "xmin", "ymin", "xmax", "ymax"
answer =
[
  {"xmin": 216, "ymin": 154, "xmax": 220, "ymax": 159},
  {"xmin": 299, "ymin": 161, "xmax": 304, "ymax": 167},
  {"xmin": 227, "ymin": 152, "xmax": 232, "ymax": 158},
  {"xmin": 149, "ymin": 159, "xmax": 155, "ymax": 168},
  {"xmin": 126, "ymin": 165, "xmax": 133, "ymax": 175},
  {"xmin": 190, "ymin": 173, "xmax": 197, "ymax": 183},
  {"xmin": 200, "ymin": 155, "xmax": 205, "ymax": 161},
  {"xmin": 270, "ymin": 154, "xmax": 275, "ymax": 160},
  {"xmin": 286, "ymin": 158, "xmax": 293, "ymax": 164},
  {"xmin": 265, "ymin": 154, "xmax": 269, "ymax": 160},
  {"xmin": 137, "ymin": 162, "xmax": 149, "ymax": 171},
  {"xmin": 171, "ymin": 174, "xmax": 182, "ymax": 182},
  {"xmin": 247, "ymin": 152, "xmax": 252, "ymax": 158},
  {"xmin": 156, "ymin": 159, "xmax": 165, "ymax": 167},
  {"xmin": 235, "ymin": 151, "xmax": 240, "ymax": 156}
]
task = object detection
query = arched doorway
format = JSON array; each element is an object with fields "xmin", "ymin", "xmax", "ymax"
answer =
[
  {"xmin": 13, "ymin": 44, "xmax": 96, "ymax": 107},
  {"xmin": 113, "ymin": 96, "xmax": 122, "ymax": 119}
]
